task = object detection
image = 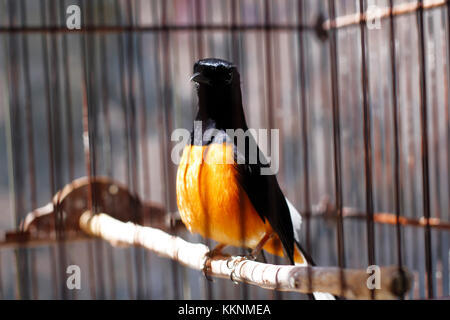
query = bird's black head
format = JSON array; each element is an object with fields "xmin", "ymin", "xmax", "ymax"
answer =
[
  {"xmin": 191, "ymin": 58, "xmax": 247, "ymax": 131},
  {"xmin": 191, "ymin": 58, "xmax": 236, "ymax": 87}
]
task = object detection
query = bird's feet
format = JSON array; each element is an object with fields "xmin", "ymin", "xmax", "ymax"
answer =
[
  {"xmin": 226, "ymin": 254, "xmax": 256, "ymax": 284},
  {"xmin": 206, "ymin": 243, "xmax": 227, "ymax": 259},
  {"xmin": 202, "ymin": 244, "xmax": 228, "ymax": 281},
  {"xmin": 202, "ymin": 263, "xmax": 213, "ymax": 282}
]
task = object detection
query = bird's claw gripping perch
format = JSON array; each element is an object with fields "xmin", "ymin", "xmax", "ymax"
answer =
[
  {"xmin": 202, "ymin": 262, "xmax": 213, "ymax": 282},
  {"xmin": 226, "ymin": 255, "xmax": 254, "ymax": 284},
  {"xmin": 202, "ymin": 244, "xmax": 228, "ymax": 281}
]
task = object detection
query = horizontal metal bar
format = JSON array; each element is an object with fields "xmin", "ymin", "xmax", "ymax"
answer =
[
  {"xmin": 0, "ymin": 0, "xmax": 445, "ymax": 35},
  {"xmin": 311, "ymin": 207, "xmax": 450, "ymax": 231},
  {"xmin": 0, "ymin": 24, "xmax": 313, "ymax": 34}
]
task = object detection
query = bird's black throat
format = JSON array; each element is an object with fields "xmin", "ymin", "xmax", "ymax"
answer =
[{"xmin": 192, "ymin": 80, "xmax": 248, "ymax": 146}]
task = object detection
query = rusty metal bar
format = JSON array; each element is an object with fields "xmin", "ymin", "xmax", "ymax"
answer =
[
  {"xmin": 388, "ymin": 0, "xmax": 405, "ymax": 300},
  {"xmin": 444, "ymin": 0, "xmax": 450, "ymax": 298},
  {"xmin": 159, "ymin": 0, "xmax": 181, "ymax": 300},
  {"xmin": 327, "ymin": 0, "xmax": 346, "ymax": 298},
  {"xmin": 0, "ymin": 0, "xmax": 446, "ymax": 35},
  {"xmin": 6, "ymin": 0, "xmax": 31, "ymax": 300},
  {"xmin": 297, "ymin": 0, "xmax": 313, "ymax": 298},
  {"xmin": 48, "ymin": 0, "xmax": 70, "ymax": 300},
  {"xmin": 358, "ymin": 0, "xmax": 376, "ymax": 299},
  {"xmin": 60, "ymin": 0, "xmax": 76, "ymax": 184},
  {"xmin": 263, "ymin": 0, "xmax": 283, "ymax": 300},
  {"xmin": 417, "ymin": 0, "xmax": 434, "ymax": 299},
  {"xmin": 97, "ymin": 0, "xmax": 117, "ymax": 300},
  {"xmin": 309, "ymin": 207, "xmax": 450, "ymax": 231},
  {"xmin": 113, "ymin": 0, "xmax": 135, "ymax": 300},
  {"xmin": 125, "ymin": 0, "xmax": 145, "ymax": 300},
  {"xmin": 87, "ymin": 0, "xmax": 108, "ymax": 300},
  {"xmin": 18, "ymin": 0, "xmax": 39, "ymax": 300},
  {"xmin": 0, "ymin": 24, "xmax": 313, "ymax": 34},
  {"xmin": 135, "ymin": 0, "xmax": 152, "ymax": 300},
  {"xmin": 79, "ymin": 0, "xmax": 99, "ymax": 301},
  {"xmin": 39, "ymin": 0, "xmax": 59, "ymax": 299}
]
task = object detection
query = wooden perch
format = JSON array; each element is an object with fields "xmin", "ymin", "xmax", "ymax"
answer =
[
  {"xmin": 79, "ymin": 211, "xmax": 412, "ymax": 300},
  {"xmin": 4, "ymin": 177, "xmax": 447, "ymax": 249},
  {"xmin": 20, "ymin": 176, "xmax": 169, "ymax": 234},
  {"xmin": 3, "ymin": 176, "xmax": 185, "ymax": 249},
  {"xmin": 3, "ymin": 176, "xmax": 183, "ymax": 244}
]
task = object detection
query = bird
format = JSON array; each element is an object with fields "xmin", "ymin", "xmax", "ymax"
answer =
[{"xmin": 176, "ymin": 58, "xmax": 335, "ymax": 300}]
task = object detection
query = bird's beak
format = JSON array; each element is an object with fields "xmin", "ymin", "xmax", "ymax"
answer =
[{"xmin": 190, "ymin": 72, "xmax": 211, "ymax": 85}]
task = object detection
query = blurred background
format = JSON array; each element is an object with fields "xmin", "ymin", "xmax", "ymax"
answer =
[{"xmin": 0, "ymin": 0, "xmax": 448, "ymax": 299}]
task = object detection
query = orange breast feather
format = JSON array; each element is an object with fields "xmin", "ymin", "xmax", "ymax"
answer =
[
  {"xmin": 176, "ymin": 143, "xmax": 303, "ymax": 263},
  {"xmin": 176, "ymin": 143, "xmax": 269, "ymax": 248}
]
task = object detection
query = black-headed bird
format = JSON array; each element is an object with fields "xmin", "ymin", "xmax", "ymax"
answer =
[{"xmin": 176, "ymin": 58, "xmax": 334, "ymax": 300}]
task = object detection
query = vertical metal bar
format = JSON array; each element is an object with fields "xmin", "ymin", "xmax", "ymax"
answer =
[
  {"xmin": 97, "ymin": 2, "xmax": 114, "ymax": 180},
  {"xmin": 49, "ymin": 0, "xmax": 70, "ymax": 300},
  {"xmin": 61, "ymin": 0, "xmax": 76, "ymax": 183},
  {"xmin": 263, "ymin": 0, "xmax": 283, "ymax": 300},
  {"xmin": 149, "ymin": 0, "xmax": 165, "ymax": 299},
  {"xmin": 115, "ymin": 0, "xmax": 131, "ymax": 192},
  {"xmin": 264, "ymin": 0, "xmax": 275, "ymax": 132},
  {"xmin": 416, "ymin": 0, "xmax": 434, "ymax": 299},
  {"xmin": 297, "ymin": 0, "xmax": 313, "ymax": 295},
  {"xmin": 0, "ymin": 253, "xmax": 3, "ymax": 299},
  {"xmin": 39, "ymin": 0, "xmax": 58, "ymax": 299},
  {"xmin": 230, "ymin": 0, "xmax": 240, "ymax": 65},
  {"xmin": 192, "ymin": 0, "xmax": 211, "ymax": 300},
  {"xmin": 428, "ymin": 16, "xmax": 443, "ymax": 296},
  {"xmin": 135, "ymin": 0, "xmax": 151, "ymax": 300},
  {"xmin": 98, "ymin": 0, "xmax": 117, "ymax": 300},
  {"xmin": 18, "ymin": 0, "xmax": 38, "ymax": 300},
  {"xmin": 327, "ymin": 0, "xmax": 346, "ymax": 297},
  {"xmin": 160, "ymin": 0, "xmax": 180, "ymax": 299},
  {"xmin": 79, "ymin": 0, "xmax": 97, "ymax": 300},
  {"xmin": 125, "ymin": 0, "xmax": 145, "ymax": 300},
  {"xmin": 194, "ymin": 0, "xmax": 204, "ymax": 58},
  {"xmin": 228, "ymin": 0, "xmax": 249, "ymax": 300},
  {"xmin": 358, "ymin": 0, "xmax": 375, "ymax": 299},
  {"xmin": 403, "ymin": 16, "xmax": 421, "ymax": 296},
  {"xmin": 443, "ymin": 0, "xmax": 450, "ymax": 299},
  {"xmin": 193, "ymin": 0, "xmax": 213, "ymax": 300},
  {"xmin": 7, "ymin": 0, "xmax": 30, "ymax": 300},
  {"xmin": 136, "ymin": 0, "xmax": 151, "ymax": 213},
  {"xmin": 388, "ymin": 0, "xmax": 405, "ymax": 299},
  {"xmin": 114, "ymin": 0, "xmax": 135, "ymax": 299},
  {"xmin": 87, "ymin": 0, "xmax": 107, "ymax": 300}
]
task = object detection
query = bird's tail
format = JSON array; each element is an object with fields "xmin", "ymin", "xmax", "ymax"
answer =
[{"xmin": 293, "ymin": 241, "xmax": 336, "ymax": 300}]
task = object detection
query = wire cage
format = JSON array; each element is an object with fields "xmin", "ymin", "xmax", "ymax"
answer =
[{"xmin": 0, "ymin": 0, "xmax": 448, "ymax": 300}]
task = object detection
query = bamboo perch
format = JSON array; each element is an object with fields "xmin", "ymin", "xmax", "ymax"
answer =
[
  {"xmin": 79, "ymin": 211, "xmax": 412, "ymax": 300},
  {"xmin": 3, "ymin": 177, "xmax": 447, "ymax": 250}
]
